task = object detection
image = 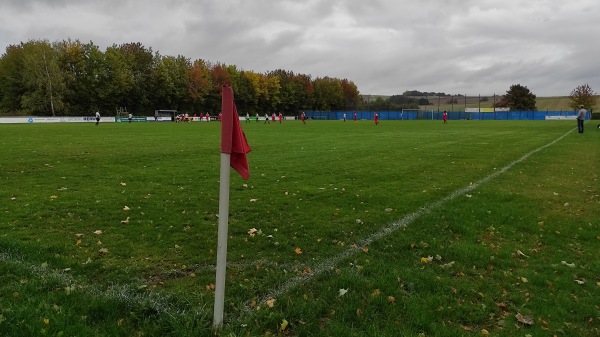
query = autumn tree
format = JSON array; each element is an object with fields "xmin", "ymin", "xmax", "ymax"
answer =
[
  {"xmin": 568, "ymin": 84, "xmax": 597, "ymax": 110},
  {"xmin": 0, "ymin": 38, "xmax": 360, "ymax": 116},
  {"xmin": 186, "ymin": 59, "xmax": 212, "ymax": 112},
  {"xmin": 0, "ymin": 44, "xmax": 27, "ymax": 113},
  {"xmin": 56, "ymin": 39, "xmax": 107, "ymax": 115},
  {"xmin": 114, "ymin": 42, "xmax": 154, "ymax": 113},
  {"xmin": 20, "ymin": 40, "xmax": 66, "ymax": 116},
  {"xmin": 150, "ymin": 54, "xmax": 191, "ymax": 111},
  {"xmin": 495, "ymin": 84, "xmax": 536, "ymax": 110},
  {"xmin": 313, "ymin": 77, "xmax": 344, "ymax": 110}
]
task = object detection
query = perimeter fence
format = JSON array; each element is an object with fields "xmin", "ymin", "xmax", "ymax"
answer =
[{"xmin": 303, "ymin": 110, "xmax": 590, "ymax": 121}]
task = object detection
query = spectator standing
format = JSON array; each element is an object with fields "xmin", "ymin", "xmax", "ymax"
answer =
[{"xmin": 577, "ymin": 105, "xmax": 587, "ymax": 133}]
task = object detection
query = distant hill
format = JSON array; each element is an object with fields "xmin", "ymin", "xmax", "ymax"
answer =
[
  {"xmin": 418, "ymin": 95, "xmax": 573, "ymax": 111},
  {"xmin": 361, "ymin": 94, "xmax": 577, "ymax": 111}
]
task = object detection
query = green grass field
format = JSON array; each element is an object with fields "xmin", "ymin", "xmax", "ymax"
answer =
[{"xmin": 0, "ymin": 120, "xmax": 598, "ymax": 336}]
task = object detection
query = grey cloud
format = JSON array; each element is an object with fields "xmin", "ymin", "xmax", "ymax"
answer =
[{"xmin": 1, "ymin": 0, "xmax": 599, "ymax": 96}]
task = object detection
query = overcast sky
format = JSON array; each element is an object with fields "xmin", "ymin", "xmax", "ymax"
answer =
[{"xmin": 1, "ymin": 0, "xmax": 599, "ymax": 97}]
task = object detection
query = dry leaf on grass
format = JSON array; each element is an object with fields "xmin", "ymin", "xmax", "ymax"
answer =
[
  {"xmin": 280, "ymin": 319, "xmax": 288, "ymax": 331},
  {"xmin": 515, "ymin": 312, "xmax": 534, "ymax": 325},
  {"xmin": 561, "ymin": 260, "xmax": 575, "ymax": 268}
]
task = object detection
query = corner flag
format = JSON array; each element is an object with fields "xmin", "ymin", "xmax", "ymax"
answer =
[
  {"xmin": 214, "ymin": 85, "xmax": 251, "ymax": 328},
  {"xmin": 220, "ymin": 85, "xmax": 251, "ymax": 179}
]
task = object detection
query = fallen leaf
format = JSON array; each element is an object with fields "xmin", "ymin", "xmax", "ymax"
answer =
[
  {"xmin": 280, "ymin": 319, "xmax": 288, "ymax": 331},
  {"xmin": 574, "ymin": 279, "xmax": 585, "ymax": 285},
  {"xmin": 371, "ymin": 289, "xmax": 381, "ymax": 297},
  {"xmin": 249, "ymin": 198, "xmax": 257, "ymax": 202},
  {"xmin": 338, "ymin": 288, "xmax": 348, "ymax": 297},
  {"xmin": 420, "ymin": 257, "xmax": 429, "ymax": 264},
  {"xmin": 387, "ymin": 296, "xmax": 396, "ymax": 303},
  {"xmin": 266, "ymin": 298, "xmax": 276, "ymax": 308},
  {"xmin": 98, "ymin": 248, "xmax": 109, "ymax": 254},
  {"xmin": 247, "ymin": 228, "xmax": 258, "ymax": 236},
  {"xmin": 294, "ymin": 247, "xmax": 303, "ymax": 255},
  {"xmin": 481, "ymin": 329, "xmax": 489, "ymax": 335},
  {"xmin": 121, "ymin": 217, "xmax": 130, "ymax": 224},
  {"xmin": 561, "ymin": 260, "xmax": 575, "ymax": 268},
  {"xmin": 441, "ymin": 261, "xmax": 455, "ymax": 269},
  {"xmin": 93, "ymin": 230, "xmax": 102, "ymax": 235},
  {"xmin": 362, "ymin": 247, "xmax": 369, "ymax": 253},
  {"xmin": 516, "ymin": 249, "xmax": 529, "ymax": 258},
  {"xmin": 75, "ymin": 233, "xmax": 84, "ymax": 238},
  {"xmin": 120, "ymin": 182, "xmax": 127, "ymax": 186},
  {"xmin": 515, "ymin": 312, "xmax": 534, "ymax": 325},
  {"xmin": 122, "ymin": 206, "xmax": 130, "ymax": 211},
  {"xmin": 50, "ymin": 195, "xmax": 58, "ymax": 199}
]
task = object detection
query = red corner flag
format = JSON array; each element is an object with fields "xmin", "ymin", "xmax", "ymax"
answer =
[{"xmin": 220, "ymin": 85, "xmax": 251, "ymax": 179}]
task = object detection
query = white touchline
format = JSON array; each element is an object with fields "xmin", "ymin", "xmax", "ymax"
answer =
[
  {"xmin": 238, "ymin": 127, "xmax": 575, "ymax": 317},
  {"xmin": 0, "ymin": 250, "xmax": 197, "ymax": 317}
]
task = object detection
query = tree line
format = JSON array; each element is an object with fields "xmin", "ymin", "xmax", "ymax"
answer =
[{"xmin": 0, "ymin": 39, "xmax": 362, "ymax": 116}]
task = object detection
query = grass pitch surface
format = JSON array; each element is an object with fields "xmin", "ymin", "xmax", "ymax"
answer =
[{"xmin": 0, "ymin": 120, "xmax": 598, "ymax": 336}]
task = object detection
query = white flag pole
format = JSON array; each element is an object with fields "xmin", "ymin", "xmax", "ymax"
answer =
[{"xmin": 213, "ymin": 152, "xmax": 231, "ymax": 327}]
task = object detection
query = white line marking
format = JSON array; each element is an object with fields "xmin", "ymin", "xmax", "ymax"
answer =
[
  {"xmin": 0, "ymin": 250, "xmax": 200, "ymax": 317},
  {"xmin": 240, "ymin": 127, "xmax": 575, "ymax": 314}
]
